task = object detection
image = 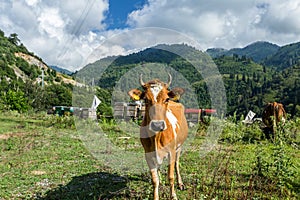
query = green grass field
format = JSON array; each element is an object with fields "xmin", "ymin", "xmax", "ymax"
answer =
[{"xmin": 0, "ymin": 112, "xmax": 299, "ymax": 200}]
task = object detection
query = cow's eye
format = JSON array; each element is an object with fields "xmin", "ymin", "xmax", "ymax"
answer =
[{"xmin": 164, "ymin": 98, "xmax": 170, "ymax": 103}]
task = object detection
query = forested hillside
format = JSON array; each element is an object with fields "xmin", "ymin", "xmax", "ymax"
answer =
[
  {"xmin": 76, "ymin": 43, "xmax": 300, "ymax": 118},
  {"xmin": 0, "ymin": 29, "xmax": 74, "ymax": 112},
  {"xmin": 207, "ymin": 41, "xmax": 280, "ymax": 62},
  {"xmin": 1, "ymin": 27, "xmax": 299, "ymax": 118},
  {"xmin": 263, "ymin": 42, "xmax": 300, "ymax": 70}
]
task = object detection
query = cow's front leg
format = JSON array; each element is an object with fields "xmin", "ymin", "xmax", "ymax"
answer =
[
  {"xmin": 150, "ymin": 168, "xmax": 159, "ymax": 200},
  {"xmin": 168, "ymin": 152, "xmax": 177, "ymax": 200},
  {"xmin": 175, "ymin": 147, "xmax": 185, "ymax": 190},
  {"xmin": 145, "ymin": 152, "xmax": 160, "ymax": 200}
]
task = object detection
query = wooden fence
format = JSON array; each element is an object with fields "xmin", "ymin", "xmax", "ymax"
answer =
[
  {"xmin": 113, "ymin": 102, "xmax": 216, "ymax": 123},
  {"xmin": 50, "ymin": 103, "xmax": 217, "ymax": 123}
]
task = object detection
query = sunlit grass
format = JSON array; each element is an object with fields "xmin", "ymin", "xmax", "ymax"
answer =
[{"xmin": 0, "ymin": 112, "xmax": 299, "ymax": 199}]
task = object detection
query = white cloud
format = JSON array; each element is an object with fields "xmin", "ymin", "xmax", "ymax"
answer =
[
  {"xmin": 1, "ymin": 0, "xmax": 300, "ymax": 71},
  {"xmin": 256, "ymin": 0, "xmax": 300, "ymax": 34},
  {"xmin": 0, "ymin": 0, "xmax": 109, "ymax": 71},
  {"xmin": 25, "ymin": 0, "xmax": 40, "ymax": 7},
  {"xmin": 37, "ymin": 7, "xmax": 65, "ymax": 39},
  {"xmin": 127, "ymin": 0, "xmax": 300, "ymax": 49},
  {"xmin": 84, "ymin": 27, "xmax": 204, "ymax": 67}
]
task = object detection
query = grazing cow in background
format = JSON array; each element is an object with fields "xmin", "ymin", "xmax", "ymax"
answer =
[
  {"xmin": 262, "ymin": 102, "xmax": 286, "ymax": 138},
  {"xmin": 128, "ymin": 74, "xmax": 188, "ymax": 200}
]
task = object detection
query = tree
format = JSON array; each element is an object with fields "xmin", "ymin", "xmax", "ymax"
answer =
[
  {"xmin": 96, "ymin": 87, "xmax": 113, "ymax": 116},
  {"xmin": 242, "ymin": 73, "xmax": 246, "ymax": 82},
  {"xmin": 8, "ymin": 33, "xmax": 20, "ymax": 46},
  {"xmin": 0, "ymin": 29, "xmax": 4, "ymax": 37},
  {"xmin": 45, "ymin": 84, "xmax": 72, "ymax": 107}
]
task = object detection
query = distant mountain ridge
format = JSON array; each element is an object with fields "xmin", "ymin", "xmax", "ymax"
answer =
[
  {"xmin": 263, "ymin": 42, "xmax": 300, "ymax": 70},
  {"xmin": 75, "ymin": 42, "xmax": 300, "ymax": 117},
  {"xmin": 1, "ymin": 26, "xmax": 299, "ymax": 116},
  {"xmin": 206, "ymin": 41, "xmax": 280, "ymax": 62},
  {"xmin": 49, "ymin": 65, "xmax": 73, "ymax": 75}
]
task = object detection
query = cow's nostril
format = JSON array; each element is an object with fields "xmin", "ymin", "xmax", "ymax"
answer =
[{"xmin": 150, "ymin": 121, "xmax": 166, "ymax": 132}]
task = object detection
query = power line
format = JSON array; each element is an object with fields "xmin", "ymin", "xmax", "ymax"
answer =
[{"xmin": 58, "ymin": 0, "xmax": 97, "ymax": 63}]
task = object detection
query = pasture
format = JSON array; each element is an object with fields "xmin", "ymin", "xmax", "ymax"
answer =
[{"xmin": 0, "ymin": 112, "xmax": 299, "ymax": 199}]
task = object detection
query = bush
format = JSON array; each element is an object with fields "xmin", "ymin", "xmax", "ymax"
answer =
[
  {"xmin": 219, "ymin": 120, "xmax": 244, "ymax": 143},
  {"xmin": 2, "ymin": 89, "xmax": 29, "ymax": 113},
  {"xmin": 219, "ymin": 118, "xmax": 264, "ymax": 144},
  {"xmin": 55, "ymin": 76, "xmax": 62, "ymax": 82},
  {"xmin": 254, "ymin": 140, "xmax": 297, "ymax": 195},
  {"xmin": 46, "ymin": 115, "xmax": 75, "ymax": 129},
  {"xmin": 16, "ymin": 57, "xmax": 31, "ymax": 76},
  {"xmin": 243, "ymin": 122, "xmax": 264, "ymax": 143},
  {"xmin": 281, "ymin": 118, "xmax": 300, "ymax": 145}
]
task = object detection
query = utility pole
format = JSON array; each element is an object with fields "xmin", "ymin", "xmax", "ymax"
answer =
[{"xmin": 39, "ymin": 69, "xmax": 45, "ymax": 88}]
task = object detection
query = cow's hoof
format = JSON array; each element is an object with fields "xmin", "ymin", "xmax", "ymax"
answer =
[
  {"xmin": 178, "ymin": 183, "xmax": 186, "ymax": 190},
  {"xmin": 171, "ymin": 194, "xmax": 178, "ymax": 200}
]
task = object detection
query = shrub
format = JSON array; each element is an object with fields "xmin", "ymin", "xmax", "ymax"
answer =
[
  {"xmin": 219, "ymin": 120, "xmax": 244, "ymax": 143},
  {"xmin": 254, "ymin": 144, "xmax": 297, "ymax": 195},
  {"xmin": 46, "ymin": 115, "xmax": 75, "ymax": 129},
  {"xmin": 2, "ymin": 89, "xmax": 29, "ymax": 113},
  {"xmin": 55, "ymin": 76, "xmax": 62, "ymax": 82},
  {"xmin": 219, "ymin": 118, "xmax": 264, "ymax": 144}
]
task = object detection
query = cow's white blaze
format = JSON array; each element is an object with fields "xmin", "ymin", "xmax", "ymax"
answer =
[
  {"xmin": 150, "ymin": 84, "xmax": 163, "ymax": 102},
  {"xmin": 166, "ymin": 109, "xmax": 178, "ymax": 139},
  {"xmin": 152, "ymin": 110, "xmax": 179, "ymax": 166}
]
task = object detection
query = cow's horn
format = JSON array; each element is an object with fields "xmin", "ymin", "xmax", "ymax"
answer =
[
  {"xmin": 167, "ymin": 73, "xmax": 172, "ymax": 87},
  {"xmin": 139, "ymin": 74, "xmax": 145, "ymax": 86}
]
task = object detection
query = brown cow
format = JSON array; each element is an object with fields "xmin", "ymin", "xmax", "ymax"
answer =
[
  {"xmin": 128, "ymin": 74, "xmax": 188, "ymax": 200},
  {"xmin": 262, "ymin": 102, "xmax": 286, "ymax": 137}
]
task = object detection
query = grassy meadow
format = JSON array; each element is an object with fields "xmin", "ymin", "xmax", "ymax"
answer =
[{"xmin": 0, "ymin": 112, "xmax": 299, "ymax": 200}]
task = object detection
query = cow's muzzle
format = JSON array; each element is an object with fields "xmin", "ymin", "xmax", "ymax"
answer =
[{"xmin": 150, "ymin": 120, "xmax": 166, "ymax": 132}]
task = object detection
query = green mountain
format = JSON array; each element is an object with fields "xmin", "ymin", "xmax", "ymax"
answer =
[
  {"xmin": 0, "ymin": 29, "xmax": 75, "ymax": 112},
  {"xmin": 207, "ymin": 41, "xmax": 280, "ymax": 63},
  {"xmin": 1, "ymin": 27, "xmax": 299, "ymax": 117},
  {"xmin": 75, "ymin": 44, "xmax": 202, "ymax": 88},
  {"xmin": 77, "ymin": 43, "xmax": 300, "ymax": 117},
  {"xmin": 263, "ymin": 42, "xmax": 300, "ymax": 70},
  {"xmin": 49, "ymin": 65, "xmax": 74, "ymax": 75},
  {"xmin": 206, "ymin": 48, "xmax": 227, "ymax": 58}
]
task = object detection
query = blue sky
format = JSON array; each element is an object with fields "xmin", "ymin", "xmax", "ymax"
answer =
[
  {"xmin": 105, "ymin": 0, "xmax": 148, "ymax": 29},
  {"xmin": 1, "ymin": 0, "xmax": 300, "ymax": 70}
]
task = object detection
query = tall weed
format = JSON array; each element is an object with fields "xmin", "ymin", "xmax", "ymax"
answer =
[
  {"xmin": 46, "ymin": 115, "xmax": 75, "ymax": 129},
  {"xmin": 253, "ymin": 125, "xmax": 298, "ymax": 197},
  {"xmin": 219, "ymin": 117, "xmax": 264, "ymax": 144}
]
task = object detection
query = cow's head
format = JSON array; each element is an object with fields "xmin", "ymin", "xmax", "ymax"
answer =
[{"xmin": 128, "ymin": 74, "xmax": 184, "ymax": 132}]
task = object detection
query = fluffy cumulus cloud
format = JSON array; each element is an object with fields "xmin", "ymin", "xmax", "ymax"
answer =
[
  {"xmin": 1, "ymin": 0, "xmax": 300, "ymax": 70},
  {"xmin": 127, "ymin": 0, "xmax": 300, "ymax": 49},
  {"xmin": 256, "ymin": 1, "xmax": 300, "ymax": 34},
  {"xmin": 0, "ymin": 0, "xmax": 109, "ymax": 70}
]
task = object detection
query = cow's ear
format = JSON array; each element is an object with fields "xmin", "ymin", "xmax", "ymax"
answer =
[
  {"xmin": 128, "ymin": 89, "xmax": 143, "ymax": 101},
  {"xmin": 168, "ymin": 87, "xmax": 185, "ymax": 101}
]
